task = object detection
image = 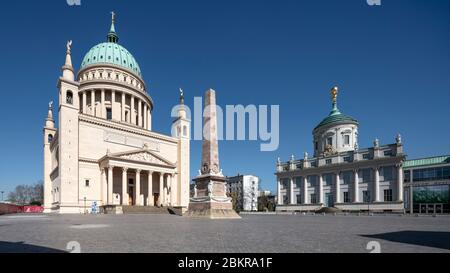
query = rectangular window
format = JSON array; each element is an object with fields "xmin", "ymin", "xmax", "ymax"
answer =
[
  {"xmin": 404, "ymin": 170, "xmax": 411, "ymax": 183},
  {"xmin": 343, "ymin": 156, "xmax": 352, "ymax": 163},
  {"xmin": 362, "ymin": 153, "xmax": 370, "ymax": 160},
  {"xmin": 383, "ymin": 166, "xmax": 394, "ymax": 182},
  {"xmin": 106, "ymin": 108, "xmax": 112, "ymax": 120},
  {"xmin": 343, "ymin": 192, "xmax": 350, "ymax": 203},
  {"xmin": 296, "ymin": 194, "xmax": 302, "ymax": 204},
  {"xmin": 344, "ymin": 135, "xmax": 350, "ymax": 145},
  {"xmin": 308, "ymin": 176, "xmax": 317, "ymax": 187},
  {"xmin": 362, "ymin": 169, "xmax": 371, "ymax": 183},
  {"xmin": 326, "ymin": 159, "xmax": 332, "ymax": 165},
  {"xmin": 327, "ymin": 137, "xmax": 333, "ymax": 146},
  {"xmin": 324, "ymin": 174, "xmax": 333, "ymax": 186},
  {"xmin": 315, "ymin": 142, "xmax": 319, "ymax": 151},
  {"xmin": 310, "ymin": 194, "xmax": 317, "ymax": 204},
  {"xmin": 384, "ymin": 189, "xmax": 393, "ymax": 202},
  {"xmin": 384, "ymin": 150, "xmax": 393, "ymax": 156},
  {"xmin": 342, "ymin": 171, "xmax": 352, "ymax": 185},
  {"xmin": 85, "ymin": 180, "xmax": 90, "ymax": 187}
]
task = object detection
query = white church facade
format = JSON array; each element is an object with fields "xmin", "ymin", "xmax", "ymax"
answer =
[{"xmin": 43, "ymin": 15, "xmax": 190, "ymax": 214}]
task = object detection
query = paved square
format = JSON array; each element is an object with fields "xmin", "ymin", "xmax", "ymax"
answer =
[{"xmin": 0, "ymin": 214, "xmax": 449, "ymax": 253}]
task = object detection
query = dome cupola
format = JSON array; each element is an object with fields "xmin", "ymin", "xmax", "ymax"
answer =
[
  {"xmin": 80, "ymin": 12, "xmax": 142, "ymax": 78},
  {"xmin": 313, "ymin": 87, "xmax": 359, "ymax": 157}
]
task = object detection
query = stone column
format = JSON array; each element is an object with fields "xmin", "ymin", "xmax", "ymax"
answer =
[
  {"xmin": 159, "ymin": 173, "xmax": 164, "ymax": 206},
  {"xmin": 318, "ymin": 175, "xmax": 324, "ymax": 204},
  {"xmin": 170, "ymin": 174, "xmax": 175, "ymax": 206},
  {"xmin": 108, "ymin": 166, "xmax": 114, "ymax": 205},
  {"xmin": 121, "ymin": 92, "xmax": 126, "ymax": 122},
  {"xmin": 101, "ymin": 168, "xmax": 107, "ymax": 205},
  {"xmin": 135, "ymin": 169, "xmax": 141, "ymax": 206},
  {"xmin": 335, "ymin": 172, "xmax": 341, "ymax": 203},
  {"xmin": 374, "ymin": 167, "xmax": 380, "ymax": 202},
  {"xmin": 147, "ymin": 171, "xmax": 153, "ymax": 206},
  {"xmin": 277, "ymin": 178, "xmax": 282, "ymax": 205},
  {"xmin": 144, "ymin": 104, "xmax": 148, "ymax": 130},
  {"xmin": 353, "ymin": 169, "xmax": 360, "ymax": 203},
  {"xmin": 111, "ymin": 90, "xmax": 116, "ymax": 120},
  {"xmin": 397, "ymin": 164, "xmax": 404, "ymax": 202},
  {"xmin": 131, "ymin": 95, "xmax": 135, "ymax": 125},
  {"xmin": 289, "ymin": 177, "xmax": 295, "ymax": 205},
  {"xmin": 122, "ymin": 168, "xmax": 128, "ymax": 206},
  {"xmin": 82, "ymin": 91, "xmax": 87, "ymax": 114},
  {"xmin": 302, "ymin": 177, "xmax": 309, "ymax": 204},
  {"xmin": 148, "ymin": 108, "xmax": 152, "ymax": 131},
  {"xmin": 91, "ymin": 90, "xmax": 95, "ymax": 116},
  {"xmin": 138, "ymin": 100, "xmax": 142, "ymax": 127},
  {"xmin": 101, "ymin": 89, "xmax": 105, "ymax": 118}
]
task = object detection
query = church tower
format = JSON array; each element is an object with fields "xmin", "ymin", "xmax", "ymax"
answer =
[
  {"xmin": 43, "ymin": 102, "xmax": 57, "ymax": 213},
  {"xmin": 173, "ymin": 89, "xmax": 191, "ymax": 209},
  {"xmin": 57, "ymin": 41, "xmax": 80, "ymax": 213}
]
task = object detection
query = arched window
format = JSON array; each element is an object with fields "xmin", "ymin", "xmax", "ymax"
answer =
[
  {"xmin": 183, "ymin": 126, "xmax": 187, "ymax": 137},
  {"xmin": 48, "ymin": 134, "xmax": 54, "ymax": 143},
  {"xmin": 66, "ymin": 91, "xmax": 73, "ymax": 105}
]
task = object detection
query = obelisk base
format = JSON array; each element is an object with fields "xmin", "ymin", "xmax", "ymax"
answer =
[{"xmin": 186, "ymin": 175, "xmax": 241, "ymax": 219}]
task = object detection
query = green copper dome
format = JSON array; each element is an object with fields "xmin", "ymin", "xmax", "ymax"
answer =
[
  {"xmin": 314, "ymin": 88, "xmax": 358, "ymax": 131},
  {"xmin": 80, "ymin": 13, "xmax": 142, "ymax": 78}
]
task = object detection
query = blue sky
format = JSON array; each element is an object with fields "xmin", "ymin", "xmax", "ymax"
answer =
[{"xmin": 0, "ymin": 0, "xmax": 449, "ymax": 196}]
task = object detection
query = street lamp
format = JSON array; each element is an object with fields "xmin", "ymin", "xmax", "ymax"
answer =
[{"xmin": 0, "ymin": 191, "xmax": 4, "ymax": 202}]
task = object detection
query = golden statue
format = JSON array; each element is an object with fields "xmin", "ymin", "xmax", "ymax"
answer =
[{"xmin": 331, "ymin": 86, "xmax": 338, "ymax": 104}]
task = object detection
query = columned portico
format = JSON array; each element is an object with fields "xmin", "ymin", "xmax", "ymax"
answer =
[{"xmin": 99, "ymin": 148, "xmax": 178, "ymax": 208}]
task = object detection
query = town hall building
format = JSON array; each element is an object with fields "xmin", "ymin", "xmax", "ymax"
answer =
[
  {"xmin": 275, "ymin": 87, "xmax": 406, "ymax": 212},
  {"xmin": 43, "ymin": 14, "xmax": 190, "ymax": 214}
]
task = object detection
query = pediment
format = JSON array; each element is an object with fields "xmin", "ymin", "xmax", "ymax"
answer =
[{"xmin": 109, "ymin": 149, "xmax": 176, "ymax": 167}]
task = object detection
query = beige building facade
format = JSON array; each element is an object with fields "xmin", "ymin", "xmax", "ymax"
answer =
[{"xmin": 43, "ymin": 16, "xmax": 190, "ymax": 214}]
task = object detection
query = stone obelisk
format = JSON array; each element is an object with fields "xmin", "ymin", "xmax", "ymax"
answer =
[{"xmin": 186, "ymin": 89, "xmax": 241, "ymax": 219}]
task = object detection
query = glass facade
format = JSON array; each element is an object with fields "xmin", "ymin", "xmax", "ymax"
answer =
[
  {"xmin": 413, "ymin": 166, "xmax": 450, "ymax": 182},
  {"xmin": 413, "ymin": 185, "xmax": 450, "ymax": 204}
]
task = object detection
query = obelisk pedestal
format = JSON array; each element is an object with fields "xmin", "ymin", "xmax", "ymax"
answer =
[{"xmin": 186, "ymin": 89, "xmax": 241, "ymax": 219}]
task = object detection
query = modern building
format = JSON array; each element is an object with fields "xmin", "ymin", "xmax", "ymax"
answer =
[
  {"xmin": 275, "ymin": 87, "xmax": 405, "ymax": 212},
  {"xmin": 404, "ymin": 155, "xmax": 450, "ymax": 214},
  {"xmin": 226, "ymin": 175, "xmax": 260, "ymax": 212},
  {"xmin": 43, "ymin": 14, "xmax": 190, "ymax": 214}
]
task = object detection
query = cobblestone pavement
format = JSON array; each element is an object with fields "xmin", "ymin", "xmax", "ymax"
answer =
[{"xmin": 0, "ymin": 214, "xmax": 449, "ymax": 253}]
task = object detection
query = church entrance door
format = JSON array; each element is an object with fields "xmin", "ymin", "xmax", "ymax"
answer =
[{"xmin": 128, "ymin": 178, "xmax": 135, "ymax": 206}]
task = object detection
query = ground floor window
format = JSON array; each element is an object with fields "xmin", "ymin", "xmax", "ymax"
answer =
[
  {"xmin": 384, "ymin": 189, "xmax": 393, "ymax": 202},
  {"xmin": 310, "ymin": 194, "xmax": 317, "ymax": 204},
  {"xmin": 296, "ymin": 194, "xmax": 302, "ymax": 204}
]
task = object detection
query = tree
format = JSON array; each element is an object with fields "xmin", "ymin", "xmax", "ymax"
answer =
[{"xmin": 7, "ymin": 181, "xmax": 43, "ymax": 206}]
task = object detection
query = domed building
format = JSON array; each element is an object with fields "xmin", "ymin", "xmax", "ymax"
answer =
[
  {"xmin": 43, "ymin": 14, "xmax": 190, "ymax": 214},
  {"xmin": 276, "ymin": 87, "xmax": 406, "ymax": 213}
]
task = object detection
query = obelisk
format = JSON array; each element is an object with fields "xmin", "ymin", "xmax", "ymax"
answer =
[{"xmin": 186, "ymin": 89, "xmax": 241, "ymax": 219}]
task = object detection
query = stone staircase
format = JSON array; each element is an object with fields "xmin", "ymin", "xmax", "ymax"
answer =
[{"xmin": 121, "ymin": 206, "xmax": 172, "ymax": 215}]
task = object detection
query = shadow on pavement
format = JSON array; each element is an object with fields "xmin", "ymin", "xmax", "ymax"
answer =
[
  {"xmin": 0, "ymin": 241, "xmax": 66, "ymax": 253},
  {"xmin": 361, "ymin": 231, "xmax": 450, "ymax": 251}
]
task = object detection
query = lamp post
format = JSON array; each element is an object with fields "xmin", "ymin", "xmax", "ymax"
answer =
[{"xmin": 1, "ymin": 191, "xmax": 4, "ymax": 202}]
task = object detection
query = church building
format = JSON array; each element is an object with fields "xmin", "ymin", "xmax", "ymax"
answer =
[{"xmin": 43, "ymin": 14, "xmax": 190, "ymax": 214}]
